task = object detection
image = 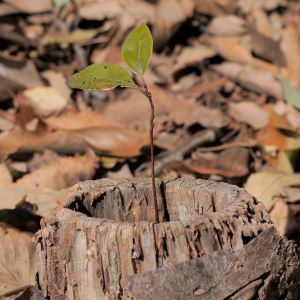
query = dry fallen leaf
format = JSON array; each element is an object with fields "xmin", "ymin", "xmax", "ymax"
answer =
[
  {"xmin": 0, "ymin": 124, "xmax": 147, "ymax": 158},
  {"xmin": 15, "ymin": 151, "xmax": 97, "ymax": 190},
  {"xmin": 0, "ymin": 61, "xmax": 42, "ymax": 101},
  {"xmin": 206, "ymin": 35, "xmax": 278, "ymax": 74},
  {"xmin": 23, "ymin": 86, "xmax": 69, "ymax": 118},
  {"xmin": 280, "ymin": 186, "xmax": 300, "ymax": 203},
  {"xmin": 186, "ymin": 147, "xmax": 250, "ymax": 177},
  {"xmin": 3, "ymin": 0, "xmax": 52, "ymax": 13},
  {"xmin": 207, "ymin": 15, "xmax": 246, "ymax": 36},
  {"xmin": 256, "ymin": 108, "xmax": 300, "ymax": 171},
  {"xmin": 0, "ymin": 187, "xmax": 65, "ymax": 216},
  {"xmin": 153, "ymin": 0, "xmax": 194, "ymax": 48},
  {"xmin": 245, "ymin": 171, "xmax": 300, "ymax": 210},
  {"xmin": 0, "ymin": 224, "xmax": 37, "ymax": 295},
  {"xmin": 83, "ymin": 127, "xmax": 147, "ymax": 157},
  {"xmin": 269, "ymin": 198, "xmax": 289, "ymax": 235},
  {"xmin": 229, "ymin": 101, "xmax": 269, "ymax": 130},
  {"xmin": 105, "ymin": 86, "xmax": 228, "ymax": 130},
  {"xmin": 280, "ymin": 23, "xmax": 300, "ymax": 88},
  {"xmin": 212, "ymin": 62, "xmax": 282, "ymax": 98},
  {"xmin": 78, "ymin": 1, "xmax": 122, "ymax": 20},
  {"xmin": 42, "ymin": 70, "xmax": 71, "ymax": 100},
  {"xmin": 0, "ymin": 163, "xmax": 13, "ymax": 188},
  {"xmin": 44, "ymin": 111, "xmax": 122, "ymax": 131},
  {"xmin": 173, "ymin": 45, "xmax": 216, "ymax": 72}
]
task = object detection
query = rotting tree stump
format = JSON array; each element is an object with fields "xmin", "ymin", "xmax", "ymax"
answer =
[{"xmin": 34, "ymin": 178, "xmax": 272, "ymax": 299}]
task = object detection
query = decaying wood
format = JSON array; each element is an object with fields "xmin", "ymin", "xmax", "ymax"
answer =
[
  {"xmin": 128, "ymin": 227, "xmax": 300, "ymax": 300},
  {"xmin": 35, "ymin": 178, "xmax": 272, "ymax": 299}
]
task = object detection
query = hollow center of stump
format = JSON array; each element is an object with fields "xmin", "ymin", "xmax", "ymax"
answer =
[{"xmin": 69, "ymin": 179, "xmax": 229, "ymax": 223}]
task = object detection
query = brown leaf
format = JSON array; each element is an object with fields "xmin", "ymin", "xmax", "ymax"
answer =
[
  {"xmin": 153, "ymin": 0, "xmax": 194, "ymax": 48},
  {"xmin": 249, "ymin": 28, "xmax": 286, "ymax": 66},
  {"xmin": 187, "ymin": 147, "xmax": 250, "ymax": 177},
  {"xmin": 207, "ymin": 15, "xmax": 246, "ymax": 36},
  {"xmin": 0, "ymin": 225, "xmax": 37, "ymax": 295},
  {"xmin": 105, "ymin": 86, "xmax": 228, "ymax": 130},
  {"xmin": 280, "ymin": 186, "xmax": 300, "ymax": 203},
  {"xmin": 245, "ymin": 171, "xmax": 300, "ymax": 210},
  {"xmin": 3, "ymin": 0, "xmax": 52, "ymax": 13},
  {"xmin": 212, "ymin": 62, "xmax": 282, "ymax": 98},
  {"xmin": 83, "ymin": 127, "xmax": 147, "ymax": 157},
  {"xmin": 280, "ymin": 23, "xmax": 300, "ymax": 87},
  {"xmin": 0, "ymin": 163, "xmax": 12, "ymax": 188},
  {"xmin": 194, "ymin": 0, "xmax": 230, "ymax": 16},
  {"xmin": 169, "ymin": 100, "xmax": 228, "ymax": 129},
  {"xmin": 15, "ymin": 151, "xmax": 97, "ymax": 190},
  {"xmin": 44, "ymin": 111, "xmax": 122, "ymax": 131},
  {"xmin": 42, "ymin": 70, "xmax": 71, "ymax": 100},
  {"xmin": 78, "ymin": 1, "xmax": 122, "ymax": 20},
  {"xmin": 173, "ymin": 45, "xmax": 216, "ymax": 72},
  {"xmin": 229, "ymin": 101, "xmax": 269, "ymax": 130},
  {"xmin": 206, "ymin": 36, "xmax": 278, "ymax": 74},
  {"xmin": 269, "ymin": 199, "xmax": 289, "ymax": 235},
  {"xmin": 0, "ymin": 126, "xmax": 147, "ymax": 158},
  {"xmin": 249, "ymin": 7, "xmax": 273, "ymax": 38},
  {"xmin": 23, "ymin": 86, "xmax": 68, "ymax": 118},
  {"xmin": 0, "ymin": 187, "xmax": 65, "ymax": 216},
  {"xmin": 0, "ymin": 61, "xmax": 42, "ymax": 101}
]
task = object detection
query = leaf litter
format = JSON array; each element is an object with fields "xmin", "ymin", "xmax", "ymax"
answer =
[{"xmin": 1, "ymin": 0, "xmax": 300, "ymax": 296}]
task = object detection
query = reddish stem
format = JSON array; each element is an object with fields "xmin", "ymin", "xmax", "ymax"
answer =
[{"xmin": 140, "ymin": 81, "xmax": 158, "ymax": 223}]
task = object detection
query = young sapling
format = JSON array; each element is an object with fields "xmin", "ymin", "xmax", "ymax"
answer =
[{"xmin": 67, "ymin": 24, "xmax": 159, "ymax": 222}]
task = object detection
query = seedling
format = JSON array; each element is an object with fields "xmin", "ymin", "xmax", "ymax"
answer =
[{"xmin": 67, "ymin": 24, "xmax": 159, "ymax": 222}]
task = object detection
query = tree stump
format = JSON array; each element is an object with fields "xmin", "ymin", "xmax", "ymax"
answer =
[
  {"xmin": 128, "ymin": 227, "xmax": 300, "ymax": 300},
  {"xmin": 35, "ymin": 178, "xmax": 272, "ymax": 299}
]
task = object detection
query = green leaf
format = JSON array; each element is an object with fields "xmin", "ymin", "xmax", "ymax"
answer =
[
  {"xmin": 279, "ymin": 77, "xmax": 300, "ymax": 110},
  {"xmin": 122, "ymin": 23, "xmax": 153, "ymax": 76},
  {"xmin": 66, "ymin": 63, "xmax": 137, "ymax": 90}
]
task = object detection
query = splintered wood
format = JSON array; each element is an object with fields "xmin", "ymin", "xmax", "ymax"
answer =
[{"xmin": 35, "ymin": 178, "xmax": 272, "ymax": 299}]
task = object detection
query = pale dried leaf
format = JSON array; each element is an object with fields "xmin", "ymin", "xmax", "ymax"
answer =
[
  {"xmin": 212, "ymin": 62, "xmax": 282, "ymax": 98},
  {"xmin": 15, "ymin": 152, "xmax": 97, "ymax": 190},
  {"xmin": 206, "ymin": 36, "xmax": 278, "ymax": 74},
  {"xmin": 269, "ymin": 199, "xmax": 288, "ymax": 235},
  {"xmin": 45, "ymin": 111, "xmax": 122, "ymax": 131},
  {"xmin": 3, "ymin": 0, "xmax": 52, "ymax": 13},
  {"xmin": 0, "ymin": 163, "xmax": 12, "ymax": 188},
  {"xmin": 78, "ymin": 1, "xmax": 122, "ymax": 20},
  {"xmin": 249, "ymin": 7, "xmax": 273, "ymax": 38},
  {"xmin": 153, "ymin": 0, "xmax": 194, "ymax": 48},
  {"xmin": 23, "ymin": 86, "xmax": 68, "ymax": 118},
  {"xmin": 0, "ymin": 116, "xmax": 14, "ymax": 131},
  {"xmin": 245, "ymin": 171, "xmax": 300, "ymax": 210},
  {"xmin": 83, "ymin": 127, "xmax": 147, "ymax": 157},
  {"xmin": 0, "ymin": 61, "xmax": 42, "ymax": 101},
  {"xmin": 207, "ymin": 15, "xmax": 246, "ymax": 36},
  {"xmin": 42, "ymin": 70, "xmax": 71, "ymax": 100},
  {"xmin": 280, "ymin": 186, "xmax": 300, "ymax": 203},
  {"xmin": 280, "ymin": 24, "xmax": 300, "ymax": 87},
  {"xmin": 0, "ymin": 225, "xmax": 37, "ymax": 295},
  {"xmin": 229, "ymin": 102, "xmax": 269, "ymax": 130},
  {"xmin": 0, "ymin": 187, "xmax": 65, "ymax": 216},
  {"xmin": 174, "ymin": 45, "xmax": 216, "ymax": 71}
]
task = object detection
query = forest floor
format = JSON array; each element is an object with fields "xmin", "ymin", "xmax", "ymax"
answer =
[{"xmin": 0, "ymin": 0, "xmax": 300, "ymax": 297}]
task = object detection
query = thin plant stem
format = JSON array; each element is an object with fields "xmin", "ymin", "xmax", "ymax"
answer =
[{"xmin": 139, "ymin": 79, "xmax": 158, "ymax": 223}]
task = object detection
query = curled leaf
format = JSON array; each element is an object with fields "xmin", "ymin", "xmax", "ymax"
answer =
[
  {"xmin": 66, "ymin": 63, "xmax": 137, "ymax": 90},
  {"xmin": 122, "ymin": 23, "xmax": 153, "ymax": 75}
]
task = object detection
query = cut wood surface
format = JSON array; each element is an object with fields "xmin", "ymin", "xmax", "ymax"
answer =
[{"xmin": 35, "ymin": 178, "xmax": 272, "ymax": 299}]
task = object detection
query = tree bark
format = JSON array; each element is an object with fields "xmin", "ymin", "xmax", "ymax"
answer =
[
  {"xmin": 35, "ymin": 178, "xmax": 272, "ymax": 299},
  {"xmin": 128, "ymin": 227, "xmax": 300, "ymax": 300}
]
